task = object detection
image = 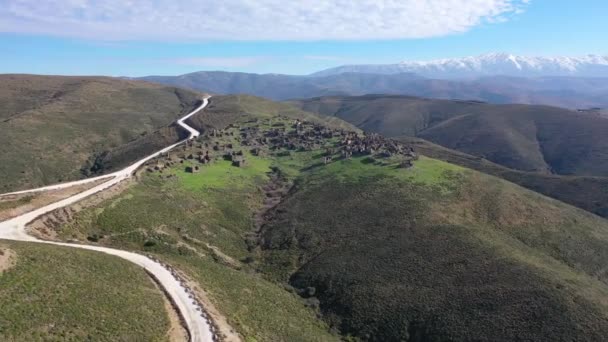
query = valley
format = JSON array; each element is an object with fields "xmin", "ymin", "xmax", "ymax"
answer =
[
  {"xmin": 291, "ymin": 94, "xmax": 608, "ymax": 177},
  {"xmin": 5, "ymin": 1, "xmax": 608, "ymax": 341},
  {"xmin": 3, "ymin": 81, "xmax": 608, "ymax": 342},
  {"xmin": 0, "ymin": 98, "xmax": 216, "ymax": 342},
  {"xmin": 0, "ymin": 75, "xmax": 201, "ymax": 193}
]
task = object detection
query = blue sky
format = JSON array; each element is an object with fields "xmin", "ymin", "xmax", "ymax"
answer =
[{"xmin": 0, "ymin": 0, "xmax": 606, "ymax": 76}]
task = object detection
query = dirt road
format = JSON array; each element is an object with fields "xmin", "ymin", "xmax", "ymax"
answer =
[{"xmin": 0, "ymin": 97, "xmax": 216, "ymax": 342}]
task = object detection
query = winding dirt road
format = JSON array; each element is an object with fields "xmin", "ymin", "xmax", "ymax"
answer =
[{"xmin": 0, "ymin": 97, "xmax": 215, "ymax": 342}]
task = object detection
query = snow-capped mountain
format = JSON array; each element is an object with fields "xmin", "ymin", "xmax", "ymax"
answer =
[{"xmin": 311, "ymin": 53, "xmax": 608, "ymax": 79}]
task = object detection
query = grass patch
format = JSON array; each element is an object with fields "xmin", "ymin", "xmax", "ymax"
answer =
[
  {"xmin": 0, "ymin": 240, "xmax": 169, "ymax": 341},
  {"xmin": 402, "ymin": 155, "xmax": 464, "ymax": 185},
  {"xmin": 0, "ymin": 195, "xmax": 34, "ymax": 211},
  {"xmin": 174, "ymin": 155, "xmax": 271, "ymax": 192},
  {"xmin": 57, "ymin": 148, "xmax": 337, "ymax": 341},
  {"xmin": 305, "ymin": 154, "xmax": 464, "ymax": 194},
  {"xmin": 0, "ymin": 75, "xmax": 200, "ymax": 192},
  {"xmin": 259, "ymin": 165, "xmax": 608, "ymax": 341},
  {"xmin": 167, "ymin": 254, "xmax": 338, "ymax": 342}
]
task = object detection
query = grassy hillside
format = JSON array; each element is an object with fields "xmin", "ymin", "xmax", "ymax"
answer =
[
  {"xmin": 53, "ymin": 100, "xmax": 351, "ymax": 342},
  {"xmin": 42, "ymin": 97, "xmax": 608, "ymax": 341},
  {"xmin": 0, "ymin": 241, "xmax": 171, "ymax": 341},
  {"xmin": 291, "ymin": 94, "xmax": 608, "ymax": 176},
  {"xmin": 0, "ymin": 74, "xmax": 201, "ymax": 192},
  {"xmin": 399, "ymin": 136, "xmax": 608, "ymax": 219},
  {"xmin": 189, "ymin": 94, "xmax": 358, "ymax": 133},
  {"xmin": 260, "ymin": 155, "xmax": 608, "ymax": 341}
]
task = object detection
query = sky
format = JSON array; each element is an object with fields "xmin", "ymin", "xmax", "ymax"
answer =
[{"xmin": 0, "ymin": 0, "xmax": 606, "ymax": 76}]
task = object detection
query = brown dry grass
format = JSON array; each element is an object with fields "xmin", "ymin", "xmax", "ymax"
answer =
[
  {"xmin": 0, "ymin": 247, "xmax": 16, "ymax": 274},
  {"xmin": 180, "ymin": 274, "xmax": 242, "ymax": 342},
  {"xmin": 0, "ymin": 178, "xmax": 110, "ymax": 221},
  {"xmin": 0, "ymin": 74, "xmax": 201, "ymax": 192}
]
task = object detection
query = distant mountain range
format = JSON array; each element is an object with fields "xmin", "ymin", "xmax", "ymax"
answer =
[
  {"xmin": 139, "ymin": 70, "xmax": 608, "ymax": 109},
  {"xmin": 312, "ymin": 53, "xmax": 608, "ymax": 78}
]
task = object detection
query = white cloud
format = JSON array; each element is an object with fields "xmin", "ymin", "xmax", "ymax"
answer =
[{"xmin": 0, "ymin": 0, "xmax": 531, "ymax": 41}]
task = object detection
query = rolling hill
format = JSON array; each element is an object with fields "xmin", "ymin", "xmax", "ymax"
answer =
[
  {"xmin": 139, "ymin": 70, "xmax": 608, "ymax": 109},
  {"xmin": 399, "ymin": 137, "xmax": 608, "ymax": 219},
  {"xmin": 141, "ymin": 71, "xmax": 422, "ymax": 101},
  {"xmin": 23, "ymin": 94, "xmax": 608, "ymax": 341},
  {"xmin": 259, "ymin": 153, "xmax": 608, "ymax": 341},
  {"xmin": 4, "ymin": 82, "xmax": 608, "ymax": 341},
  {"xmin": 0, "ymin": 241, "xmax": 173, "ymax": 341},
  {"xmin": 0, "ymin": 74, "xmax": 202, "ymax": 192},
  {"xmin": 291, "ymin": 94, "xmax": 608, "ymax": 177}
]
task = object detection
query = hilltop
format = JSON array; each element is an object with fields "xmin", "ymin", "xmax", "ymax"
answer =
[
  {"xmin": 291, "ymin": 94, "xmax": 608, "ymax": 219},
  {"xmin": 399, "ymin": 136, "xmax": 608, "ymax": 219},
  {"xmin": 0, "ymin": 75, "xmax": 202, "ymax": 192},
  {"xmin": 20, "ymin": 94, "xmax": 608, "ymax": 342},
  {"xmin": 291, "ymin": 94, "xmax": 608, "ymax": 177}
]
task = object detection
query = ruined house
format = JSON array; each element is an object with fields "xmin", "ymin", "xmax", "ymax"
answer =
[
  {"xmin": 185, "ymin": 165, "xmax": 201, "ymax": 173},
  {"xmin": 232, "ymin": 156, "xmax": 246, "ymax": 167}
]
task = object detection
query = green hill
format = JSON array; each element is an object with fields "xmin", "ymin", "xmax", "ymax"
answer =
[
  {"xmin": 187, "ymin": 94, "xmax": 358, "ymax": 132},
  {"xmin": 399, "ymin": 136, "xmax": 608, "ymax": 219},
  {"xmin": 291, "ymin": 94, "xmax": 608, "ymax": 176},
  {"xmin": 0, "ymin": 241, "xmax": 172, "ymax": 341},
  {"xmin": 0, "ymin": 74, "xmax": 202, "ymax": 192},
  {"xmin": 40, "ymin": 95, "xmax": 608, "ymax": 341},
  {"xmin": 260, "ymin": 155, "xmax": 608, "ymax": 341}
]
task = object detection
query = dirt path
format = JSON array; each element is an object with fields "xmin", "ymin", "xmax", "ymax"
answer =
[
  {"xmin": 0, "ymin": 98, "xmax": 220, "ymax": 342},
  {"xmin": 164, "ymin": 295, "xmax": 190, "ymax": 342},
  {"xmin": 147, "ymin": 271, "xmax": 190, "ymax": 342},
  {"xmin": 181, "ymin": 273, "xmax": 242, "ymax": 342},
  {"xmin": 0, "ymin": 178, "xmax": 110, "ymax": 221}
]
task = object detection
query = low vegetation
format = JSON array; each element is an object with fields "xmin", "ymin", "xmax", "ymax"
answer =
[
  {"xmin": 57, "ymin": 112, "xmax": 343, "ymax": 342},
  {"xmin": 48, "ymin": 95, "xmax": 608, "ymax": 341},
  {"xmin": 292, "ymin": 94, "xmax": 608, "ymax": 176},
  {"xmin": 0, "ymin": 75, "xmax": 201, "ymax": 192},
  {"xmin": 0, "ymin": 195, "xmax": 33, "ymax": 211},
  {"xmin": 260, "ymin": 155, "xmax": 608, "ymax": 341},
  {"xmin": 0, "ymin": 241, "xmax": 170, "ymax": 341},
  {"xmin": 188, "ymin": 94, "xmax": 358, "ymax": 134},
  {"xmin": 400, "ymin": 136, "xmax": 608, "ymax": 219}
]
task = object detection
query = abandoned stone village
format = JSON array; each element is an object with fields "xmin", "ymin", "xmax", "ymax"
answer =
[{"xmin": 145, "ymin": 117, "xmax": 418, "ymax": 175}]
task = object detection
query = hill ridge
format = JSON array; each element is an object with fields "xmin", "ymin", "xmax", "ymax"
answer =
[
  {"xmin": 291, "ymin": 94, "xmax": 608, "ymax": 176},
  {"xmin": 138, "ymin": 71, "xmax": 608, "ymax": 109}
]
